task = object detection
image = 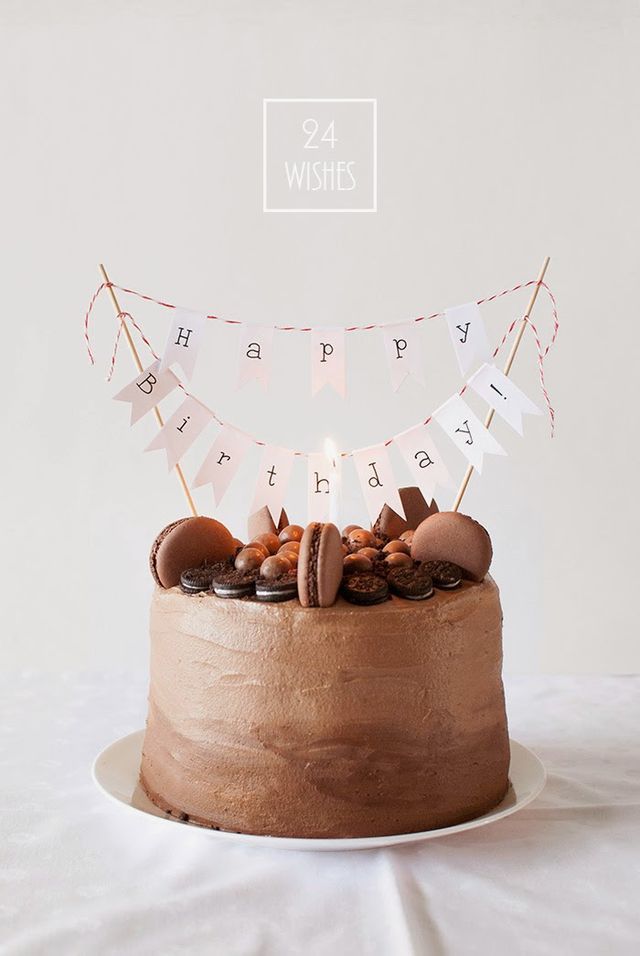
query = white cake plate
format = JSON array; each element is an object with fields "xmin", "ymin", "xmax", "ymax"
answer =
[{"xmin": 92, "ymin": 731, "xmax": 545, "ymax": 852}]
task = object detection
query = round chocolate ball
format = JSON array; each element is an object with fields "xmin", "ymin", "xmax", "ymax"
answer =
[
  {"xmin": 281, "ymin": 549, "xmax": 298, "ymax": 569},
  {"xmin": 342, "ymin": 524, "xmax": 361, "ymax": 537},
  {"xmin": 343, "ymin": 553, "xmax": 373, "ymax": 575},
  {"xmin": 235, "ymin": 547, "xmax": 265, "ymax": 571},
  {"xmin": 279, "ymin": 541, "xmax": 300, "ymax": 555},
  {"xmin": 253, "ymin": 532, "xmax": 281, "ymax": 555},
  {"xmin": 358, "ymin": 547, "xmax": 381, "ymax": 561},
  {"xmin": 383, "ymin": 539, "xmax": 410, "ymax": 555},
  {"xmin": 279, "ymin": 524, "xmax": 304, "ymax": 544},
  {"xmin": 232, "ymin": 537, "xmax": 245, "ymax": 554},
  {"xmin": 399, "ymin": 530, "xmax": 414, "ymax": 545},
  {"xmin": 384, "ymin": 551, "xmax": 413, "ymax": 569},
  {"xmin": 260, "ymin": 554, "xmax": 291, "ymax": 580},
  {"xmin": 341, "ymin": 543, "xmax": 349, "ymax": 556},
  {"xmin": 347, "ymin": 528, "xmax": 377, "ymax": 550},
  {"xmin": 246, "ymin": 540, "xmax": 269, "ymax": 557}
]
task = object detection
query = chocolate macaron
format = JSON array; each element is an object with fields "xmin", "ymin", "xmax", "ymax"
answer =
[
  {"xmin": 150, "ymin": 516, "xmax": 235, "ymax": 588},
  {"xmin": 410, "ymin": 512, "xmax": 492, "ymax": 582},
  {"xmin": 297, "ymin": 522, "xmax": 343, "ymax": 608}
]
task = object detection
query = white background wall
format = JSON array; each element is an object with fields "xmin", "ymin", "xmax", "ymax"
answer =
[{"xmin": 2, "ymin": 0, "xmax": 639, "ymax": 674}]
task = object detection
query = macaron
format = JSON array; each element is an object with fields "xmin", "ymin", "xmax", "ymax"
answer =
[
  {"xmin": 150, "ymin": 516, "xmax": 235, "ymax": 588},
  {"xmin": 297, "ymin": 522, "xmax": 343, "ymax": 608},
  {"xmin": 410, "ymin": 512, "xmax": 492, "ymax": 582}
]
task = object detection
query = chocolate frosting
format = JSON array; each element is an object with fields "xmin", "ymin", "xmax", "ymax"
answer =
[{"xmin": 140, "ymin": 578, "xmax": 510, "ymax": 838}]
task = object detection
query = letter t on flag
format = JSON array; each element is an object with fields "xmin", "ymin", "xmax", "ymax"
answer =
[{"xmin": 250, "ymin": 445, "xmax": 295, "ymax": 523}]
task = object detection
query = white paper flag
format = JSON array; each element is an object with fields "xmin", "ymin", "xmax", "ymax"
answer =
[
  {"xmin": 160, "ymin": 308, "xmax": 207, "ymax": 380},
  {"xmin": 144, "ymin": 396, "xmax": 211, "ymax": 470},
  {"xmin": 237, "ymin": 325, "xmax": 274, "ymax": 389},
  {"xmin": 113, "ymin": 360, "xmax": 180, "ymax": 425},
  {"xmin": 394, "ymin": 424, "xmax": 452, "ymax": 502},
  {"xmin": 193, "ymin": 425, "xmax": 252, "ymax": 506},
  {"xmin": 352, "ymin": 444, "xmax": 404, "ymax": 524},
  {"xmin": 433, "ymin": 394, "xmax": 506, "ymax": 473},
  {"xmin": 307, "ymin": 452, "xmax": 341, "ymax": 522},
  {"xmin": 382, "ymin": 322, "xmax": 425, "ymax": 391},
  {"xmin": 468, "ymin": 364, "xmax": 542, "ymax": 435},
  {"xmin": 311, "ymin": 328, "xmax": 346, "ymax": 397},
  {"xmin": 445, "ymin": 302, "xmax": 490, "ymax": 376},
  {"xmin": 250, "ymin": 445, "xmax": 295, "ymax": 522}
]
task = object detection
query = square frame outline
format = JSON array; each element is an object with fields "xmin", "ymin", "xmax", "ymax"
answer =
[{"xmin": 263, "ymin": 98, "xmax": 377, "ymax": 213}]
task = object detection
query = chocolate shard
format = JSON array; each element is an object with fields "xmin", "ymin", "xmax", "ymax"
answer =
[{"xmin": 247, "ymin": 506, "xmax": 290, "ymax": 541}]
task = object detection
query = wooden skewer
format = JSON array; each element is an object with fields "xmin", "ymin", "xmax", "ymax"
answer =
[
  {"xmin": 99, "ymin": 263, "xmax": 198, "ymax": 518},
  {"xmin": 451, "ymin": 255, "xmax": 551, "ymax": 513}
]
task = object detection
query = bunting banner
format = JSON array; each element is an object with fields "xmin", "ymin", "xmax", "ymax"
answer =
[
  {"xmin": 192, "ymin": 425, "xmax": 252, "ymax": 505},
  {"xmin": 237, "ymin": 325, "xmax": 274, "ymax": 389},
  {"xmin": 382, "ymin": 322, "xmax": 425, "ymax": 391},
  {"xmin": 307, "ymin": 451, "xmax": 340, "ymax": 522},
  {"xmin": 468, "ymin": 363, "xmax": 542, "ymax": 434},
  {"xmin": 145, "ymin": 396, "xmax": 212, "ymax": 470},
  {"xmin": 433, "ymin": 394, "xmax": 506, "ymax": 473},
  {"xmin": 394, "ymin": 424, "xmax": 452, "ymax": 503},
  {"xmin": 113, "ymin": 360, "xmax": 180, "ymax": 425},
  {"xmin": 250, "ymin": 444, "xmax": 296, "ymax": 521},
  {"xmin": 445, "ymin": 302, "xmax": 490, "ymax": 376},
  {"xmin": 160, "ymin": 308, "xmax": 207, "ymax": 380},
  {"xmin": 352, "ymin": 444, "xmax": 405, "ymax": 524},
  {"xmin": 311, "ymin": 327, "xmax": 346, "ymax": 397}
]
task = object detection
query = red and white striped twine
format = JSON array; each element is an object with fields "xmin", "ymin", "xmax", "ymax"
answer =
[{"xmin": 85, "ymin": 275, "xmax": 559, "ymax": 455}]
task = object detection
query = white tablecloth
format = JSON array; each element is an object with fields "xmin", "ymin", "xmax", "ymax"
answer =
[{"xmin": 2, "ymin": 673, "xmax": 639, "ymax": 955}]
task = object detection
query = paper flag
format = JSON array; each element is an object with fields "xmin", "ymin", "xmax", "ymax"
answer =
[
  {"xmin": 250, "ymin": 444, "xmax": 295, "ymax": 522},
  {"xmin": 382, "ymin": 322, "xmax": 425, "ymax": 391},
  {"xmin": 159, "ymin": 308, "xmax": 207, "ymax": 380},
  {"xmin": 394, "ymin": 424, "xmax": 452, "ymax": 502},
  {"xmin": 192, "ymin": 425, "xmax": 252, "ymax": 506},
  {"xmin": 311, "ymin": 328, "xmax": 346, "ymax": 397},
  {"xmin": 468, "ymin": 364, "xmax": 542, "ymax": 434},
  {"xmin": 113, "ymin": 360, "xmax": 180, "ymax": 425},
  {"xmin": 433, "ymin": 394, "xmax": 506, "ymax": 473},
  {"xmin": 237, "ymin": 325, "xmax": 274, "ymax": 389},
  {"xmin": 352, "ymin": 444, "xmax": 404, "ymax": 525},
  {"xmin": 144, "ymin": 396, "xmax": 211, "ymax": 470},
  {"xmin": 445, "ymin": 302, "xmax": 490, "ymax": 377},
  {"xmin": 307, "ymin": 451, "xmax": 341, "ymax": 522}
]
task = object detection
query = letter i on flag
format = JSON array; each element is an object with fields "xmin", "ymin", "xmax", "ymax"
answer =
[
  {"xmin": 382, "ymin": 322, "xmax": 425, "ymax": 391},
  {"xmin": 394, "ymin": 424, "xmax": 452, "ymax": 503},
  {"xmin": 160, "ymin": 308, "xmax": 207, "ymax": 380},
  {"xmin": 193, "ymin": 425, "xmax": 252, "ymax": 506},
  {"xmin": 311, "ymin": 328, "xmax": 346, "ymax": 397},
  {"xmin": 250, "ymin": 445, "xmax": 296, "ymax": 522},
  {"xmin": 113, "ymin": 360, "xmax": 180, "ymax": 425},
  {"xmin": 145, "ymin": 396, "xmax": 211, "ymax": 470},
  {"xmin": 352, "ymin": 444, "xmax": 404, "ymax": 524},
  {"xmin": 433, "ymin": 394, "xmax": 506, "ymax": 473},
  {"xmin": 468, "ymin": 364, "xmax": 542, "ymax": 434},
  {"xmin": 237, "ymin": 325, "xmax": 274, "ymax": 389},
  {"xmin": 445, "ymin": 302, "xmax": 490, "ymax": 376}
]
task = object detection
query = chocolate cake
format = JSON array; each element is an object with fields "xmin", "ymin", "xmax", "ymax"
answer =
[{"xmin": 140, "ymin": 504, "xmax": 510, "ymax": 839}]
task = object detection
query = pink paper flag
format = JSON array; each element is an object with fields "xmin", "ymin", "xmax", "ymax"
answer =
[
  {"xmin": 394, "ymin": 424, "xmax": 452, "ymax": 503},
  {"xmin": 311, "ymin": 328, "xmax": 346, "ymax": 397},
  {"xmin": 250, "ymin": 444, "xmax": 295, "ymax": 522},
  {"xmin": 160, "ymin": 308, "xmax": 207, "ymax": 380},
  {"xmin": 113, "ymin": 360, "xmax": 180, "ymax": 425},
  {"xmin": 382, "ymin": 322, "xmax": 425, "ymax": 391},
  {"xmin": 192, "ymin": 425, "xmax": 252, "ymax": 506},
  {"xmin": 145, "ymin": 396, "xmax": 212, "ymax": 470},
  {"xmin": 352, "ymin": 444, "xmax": 404, "ymax": 525},
  {"xmin": 468, "ymin": 363, "xmax": 542, "ymax": 435},
  {"xmin": 433, "ymin": 394, "xmax": 506, "ymax": 473},
  {"xmin": 237, "ymin": 325, "xmax": 274, "ymax": 389},
  {"xmin": 445, "ymin": 302, "xmax": 490, "ymax": 377}
]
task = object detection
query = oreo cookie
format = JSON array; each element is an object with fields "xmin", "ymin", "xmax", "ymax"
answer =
[
  {"xmin": 255, "ymin": 571, "xmax": 298, "ymax": 603},
  {"xmin": 340, "ymin": 573, "xmax": 389, "ymax": 606},
  {"xmin": 180, "ymin": 565, "xmax": 217, "ymax": 594},
  {"xmin": 211, "ymin": 567, "xmax": 258, "ymax": 599},
  {"xmin": 387, "ymin": 566, "xmax": 434, "ymax": 601},
  {"xmin": 421, "ymin": 560, "xmax": 462, "ymax": 590}
]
